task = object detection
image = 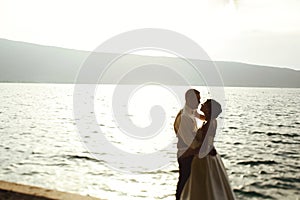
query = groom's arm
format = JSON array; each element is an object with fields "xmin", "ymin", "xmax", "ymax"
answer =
[
  {"xmin": 173, "ymin": 110, "xmax": 182, "ymax": 134},
  {"xmin": 194, "ymin": 112, "xmax": 205, "ymax": 121}
]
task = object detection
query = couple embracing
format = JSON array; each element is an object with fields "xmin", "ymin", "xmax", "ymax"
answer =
[{"xmin": 174, "ymin": 89, "xmax": 235, "ymax": 200}]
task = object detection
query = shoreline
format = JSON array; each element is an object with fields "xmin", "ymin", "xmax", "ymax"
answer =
[{"xmin": 0, "ymin": 180, "xmax": 100, "ymax": 200}]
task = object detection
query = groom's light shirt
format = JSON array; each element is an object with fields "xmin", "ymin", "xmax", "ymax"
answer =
[{"xmin": 176, "ymin": 104, "xmax": 200, "ymax": 150}]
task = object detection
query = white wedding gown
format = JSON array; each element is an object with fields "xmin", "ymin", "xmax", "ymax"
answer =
[{"xmin": 180, "ymin": 120, "xmax": 235, "ymax": 200}]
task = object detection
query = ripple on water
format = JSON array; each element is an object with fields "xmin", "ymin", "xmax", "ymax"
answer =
[
  {"xmin": 63, "ymin": 154, "xmax": 105, "ymax": 163},
  {"xmin": 233, "ymin": 189, "xmax": 275, "ymax": 199},
  {"xmin": 278, "ymin": 124, "xmax": 296, "ymax": 128},
  {"xmin": 271, "ymin": 140, "xmax": 300, "ymax": 145},
  {"xmin": 237, "ymin": 160, "xmax": 278, "ymax": 166},
  {"xmin": 272, "ymin": 177, "xmax": 300, "ymax": 184},
  {"xmin": 267, "ymin": 132, "xmax": 299, "ymax": 138},
  {"xmin": 251, "ymin": 131, "xmax": 300, "ymax": 138},
  {"xmin": 252, "ymin": 131, "xmax": 265, "ymax": 134},
  {"xmin": 250, "ymin": 181, "xmax": 298, "ymax": 190}
]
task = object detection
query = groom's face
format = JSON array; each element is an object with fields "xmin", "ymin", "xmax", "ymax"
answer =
[{"xmin": 189, "ymin": 93, "xmax": 200, "ymax": 109}]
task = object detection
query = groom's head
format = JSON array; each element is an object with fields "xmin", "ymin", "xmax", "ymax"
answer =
[{"xmin": 185, "ymin": 89, "xmax": 200, "ymax": 109}]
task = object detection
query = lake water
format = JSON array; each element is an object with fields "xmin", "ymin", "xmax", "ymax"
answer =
[{"xmin": 0, "ymin": 83, "xmax": 299, "ymax": 199}]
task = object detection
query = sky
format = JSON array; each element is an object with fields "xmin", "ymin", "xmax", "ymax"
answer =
[{"xmin": 0, "ymin": 0, "xmax": 300, "ymax": 70}]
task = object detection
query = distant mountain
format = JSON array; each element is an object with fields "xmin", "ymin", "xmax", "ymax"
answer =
[{"xmin": 0, "ymin": 38, "xmax": 299, "ymax": 87}]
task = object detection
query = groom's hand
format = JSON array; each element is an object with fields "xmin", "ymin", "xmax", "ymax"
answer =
[{"xmin": 180, "ymin": 147, "xmax": 200, "ymax": 158}]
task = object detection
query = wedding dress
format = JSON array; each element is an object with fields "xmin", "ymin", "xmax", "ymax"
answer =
[{"xmin": 180, "ymin": 119, "xmax": 235, "ymax": 200}]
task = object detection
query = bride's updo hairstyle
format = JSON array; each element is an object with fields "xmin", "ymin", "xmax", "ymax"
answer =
[{"xmin": 202, "ymin": 99, "xmax": 222, "ymax": 120}]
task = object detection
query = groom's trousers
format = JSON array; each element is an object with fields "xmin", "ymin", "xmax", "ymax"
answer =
[{"xmin": 176, "ymin": 155, "xmax": 194, "ymax": 200}]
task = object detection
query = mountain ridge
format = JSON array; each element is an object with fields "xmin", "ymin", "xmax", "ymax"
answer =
[{"xmin": 0, "ymin": 38, "xmax": 299, "ymax": 87}]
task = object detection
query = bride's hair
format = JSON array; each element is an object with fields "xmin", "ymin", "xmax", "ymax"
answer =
[{"xmin": 204, "ymin": 99, "xmax": 222, "ymax": 119}]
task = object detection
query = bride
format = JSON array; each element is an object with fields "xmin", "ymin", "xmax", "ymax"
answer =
[{"xmin": 180, "ymin": 99, "xmax": 235, "ymax": 200}]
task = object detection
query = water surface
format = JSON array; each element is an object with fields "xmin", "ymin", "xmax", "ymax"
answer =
[{"xmin": 0, "ymin": 84, "xmax": 299, "ymax": 199}]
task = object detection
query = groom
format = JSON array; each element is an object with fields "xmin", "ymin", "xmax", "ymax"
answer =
[{"xmin": 174, "ymin": 89, "xmax": 204, "ymax": 200}]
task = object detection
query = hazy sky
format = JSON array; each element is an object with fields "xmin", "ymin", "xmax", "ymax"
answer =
[{"xmin": 1, "ymin": 0, "xmax": 300, "ymax": 70}]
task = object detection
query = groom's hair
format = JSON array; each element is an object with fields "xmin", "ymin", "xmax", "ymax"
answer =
[
  {"xmin": 185, "ymin": 89, "xmax": 200, "ymax": 109},
  {"xmin": 185, "ymin": 89, "xmax": 200, "ymax": 102}
]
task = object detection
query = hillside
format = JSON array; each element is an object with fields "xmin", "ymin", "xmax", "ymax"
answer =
[{"xmin": 0, "ymin": 38, "xmax": 299, "ymax": 87}]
